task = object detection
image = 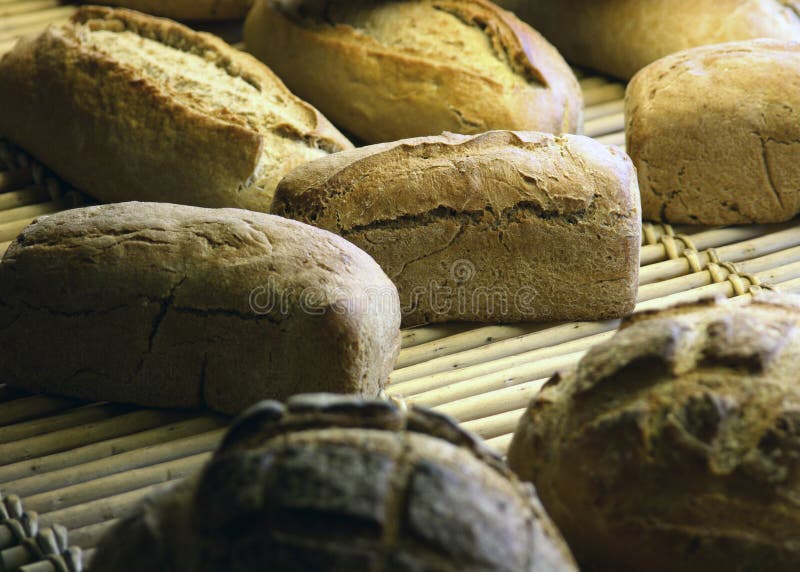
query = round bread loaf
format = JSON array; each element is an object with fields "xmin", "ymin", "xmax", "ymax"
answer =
[
  {"xmin": 245, "ymin": 0, "xmax": 582, "ymax": 143},
  {"xmin": 99, "ymin": 0, "xmax": 253, "ymax": 20},
  {"xmin": 88, "ymin": 394, "xmax": 578, "ymax": 571},
  {"xmin": 508, "ymin": 295, "xmax": 800, "ymax": 572}
]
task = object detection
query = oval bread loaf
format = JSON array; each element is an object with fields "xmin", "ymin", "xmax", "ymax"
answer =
[
  {"xmin": 0, "ymin": 203, "xmax": 401, "ymax": 415},
  {"xmin": 0, "ymin": 6, "xmax": 352, "ymax": 212},
  {"xmin": 273, "ymin": 130, "xmax": 641, "ymax": 326},
  {"xmin": 508, "ymin": 295, "xmax": 800, "ymax": 572},
  {"xmin": 244, "ymin": 0, "xmax": 582, "ymax": 143},
  {"xmin": 88, "ymin": 394, "xmax": 578, "ymax": 571},
  {"xmin": 498, "ymin": 0, "xmax": 800, "ymax": 79},
  {"xmin": 98, "ymin": 0, "xmax": 254, "ymax": 20},
  {"xmin": 626, "ymin": 40, "xmax": 800, "ymax": 225}
]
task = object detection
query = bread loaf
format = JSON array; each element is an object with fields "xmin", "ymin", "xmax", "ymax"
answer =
[
  {"xmin": 0, "ymin": 6, "xmax": 352, "ymax": 212},
  {"xmin": 626, "ymin": 40, "xmax": 800, "ymax": 225},
  {"xmin": 0, "ymin": 203, "xmax": 401, "ymax": 414},
  {"xmin": 273, "ymin": 130, "xmax": 641, "ymax": 326},
  {"xmin": 98, "ymin": 0, "xmax": 253, "ymax": 20},
  {"xmin": 498, "ymin": 0, "xmax": 800, "ymax": 79},
  {"xmin": 508, "ymin": 295, "xmax": 800, "ymax": 572},
  {"xmin": 88, "ymin": 394, "xmax": 578, "ymax": 571},
  {"xmin": 244, "ymin": 0, "xmax": 582, "ymax": 143}
]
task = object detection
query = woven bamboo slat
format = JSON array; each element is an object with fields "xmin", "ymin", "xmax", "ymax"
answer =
[{"xmin": 1, "ymin": 2, "xmax": 799, "ymax": 569}]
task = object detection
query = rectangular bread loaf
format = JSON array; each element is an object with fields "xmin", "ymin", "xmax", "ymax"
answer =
[
  {"xmin": 0, "ymin": 202, "xmax": 401, "ymax": 414},
  {"xmin": 0, "ymin": 6, "xmax": 352, "ymax": 212},
  {"xmin": 273, "ymin": 131, "xmax": 641, "ymax": 326}
]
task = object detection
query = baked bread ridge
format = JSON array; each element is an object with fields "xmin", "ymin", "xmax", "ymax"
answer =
[
  {"xmin": 0, "ymin": 6, "xmax": 352, "ymax": 212},
  {"xmin": 625, "ymin": 39, "xmax": 800, "ymax": 225},
  {"xmin": 508, "ymin": 294, "xmax": 800, "ymax": 572},
  {"xmin": 273, "ymin": 130, "xmax": 641, "ymax": 326},
  {"xmin": 99, "ymin": 0, "xmax": 254, "ymax": 20},
  {"xmin": 0, "ymin": 202, "xmax": 401, "ymax": 414},
  {"xmin": 497, "ymin": 0, "xmax": 800, "ymax": 79},
  {"xmin": 87, "ymin": 395, "xmax": 579, "ymax": 571},
  {"xmin": 244, "ymin": 0, "xmax": 582, "ymax": 143}
]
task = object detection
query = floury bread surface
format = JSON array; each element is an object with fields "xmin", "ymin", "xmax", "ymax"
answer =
[
  {"xmin": 273, "ymin": 131, "xmax": 641, "ymax": 326},
  {"xmin": 0, "ymin": 203, "xmax": 401, "ymax": 414},
  {"xmin": 626, "ymin": 40, "xmax": 800, "ymax": 224},
  {"xmin": 244, "ymin": 0, "xmax": 582, "ymax": 143},
  {"xmin": 498, "ymin": 0, "xmax": 800, "ymax": 79},
  {"xmin": 508, "ymin": 295, "xmax": 800, "ymax": 572},
  {"xmin": 0, "ymin": 6, "xmax": 352, "ymax": 211}
]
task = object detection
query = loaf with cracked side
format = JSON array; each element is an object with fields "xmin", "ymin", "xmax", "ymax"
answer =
[
  {"xmin": 626, "ymin": 40, "xmax": 800, "ymax": 225},
  {"xmin": 88, "ymin": 394, "xmax": 578, "ymax": 571},
  {"xmin": 99, "ymin": 0, "xmax": 253, "ymax": 20},
  {"xmin": 273, "ymin": 130, "xmax": 641, "ymax": 326},
  {"xmin": 0, "ymin": 6, "xmax": 352, "ymax": 211},
  {"xmin": 508, "ymin": 294, "xmax": 800, "ymax": 572},
  {"xmin": 244, "ymin": 0, "xmax": 582, "ymax": 143},
  {"xmin": 498, "ymin": 0, "xmax": 800, "ymax": 80},
  {"xmin": 0, "ymin": 203, "xmax": 401, "ymax": 414}
]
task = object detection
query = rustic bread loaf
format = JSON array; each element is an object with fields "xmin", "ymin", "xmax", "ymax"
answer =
[
  {"xmin": 508, "ymin": 294, "xmax": 800, "ymax": 572},
  {"xmin": 498, "ymin": 0, "xmax": 800, "ymax": 80},
  {"xmin": 0, "ymin": 6, "xmax": 352, "ymax": 212},
  {"xmin": 273, "ymin": 130, "xmax": 641, "ymax": 326},
  {"xmin": 99, "ymin": 0, "xmax": 253, "ymax": 20},
  {"xmin": 244, "ymin": 0, "xmax": 582, "ymax": 144},
  {"xmin": 626, "ymin": 40, "xmax": 800, "ymax": 225},
  {"xmin": 88, "ymin": 394, "xmax": 578, "ymax": 571},
  {"xmin": 0, "ymin": 203, "xmax": 401, "ymax": 414}
]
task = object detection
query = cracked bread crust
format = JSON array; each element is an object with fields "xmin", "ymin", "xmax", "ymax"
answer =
[
  {"xmin": 273, "ymin": 130, "xmax": 641, "ymax": 326},
  {"xmin": 87, "ymin": 395, "xmax": 578, "ymax": 572},
  {"xmin": 0, "ymin": 6, "xmax": 352, "ymax": 212},
  {"xmin": 0, "ymin": 203, "xmax": 401, "ymax": 414},
  {"xmin": 626, "ymin": 39, "xmax": 800, "ymax": 224},
  {"xmin": 244, "ymin": 0, "xmax": 582, "ymax": 143},
  {"xmin": 100, "ymin": 0, "xmax": 254, "ymax": 20},
  {"xmin": 508, "ymin": 294, "xmax": 800, "ymax": 572},
  {"xmin": 498, "ymin": 0, "xmax": 800, "ymax": 80}
]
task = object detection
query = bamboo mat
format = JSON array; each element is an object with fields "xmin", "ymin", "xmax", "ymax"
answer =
[{"xmin": 2, "ymin": 1, "xmax": 800, "ymax": 570}]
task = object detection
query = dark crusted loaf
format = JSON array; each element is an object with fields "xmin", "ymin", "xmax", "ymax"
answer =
[
  {"xmin": 508, "ymin": 294, "xmax": 800, "ymax": 572},
  {"xmin": 0, "ymin": 203, "xmax": 401, "ymax": 414},
  {"xmin": 88, "ymin": 394, "xmax": 578, "ymax": 571},
  {"xmin": 273, "ymin": 130, "xmax": 641, "ymax": 326}
]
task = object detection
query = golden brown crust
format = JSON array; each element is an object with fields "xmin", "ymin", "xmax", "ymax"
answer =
[
  {"xmin": 98, "ymin": 0, "xmax": 254, "ymax": 20},
  {"xmin": 508, "ymin": 294, "xmax": 800, "ymax": 571},
  {"xmin": 626, "ymin": 39, "xmax": 800, "ymax": 224},
  {"xmin": 273, "ymin": 130, "xmax": 640, "ymax": 326},
  {"xmin": 0, "ymin": 6, "xmax": 351, "ymax": 212},
  {"xmin": 0, "ymin": 203, "xmax": 401, "ymax": 414},
  {"xmin": 499, "ymin": 0, "xmax": 800, "ymax": 79},
  {"xmin": 244, "ymin": 0, "xmax": 582, "ymax": 143}
]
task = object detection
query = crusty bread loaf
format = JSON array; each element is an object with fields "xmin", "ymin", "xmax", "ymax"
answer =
[
  {"xmin": 88, "ymin": 395, "xmax": 578, "ymax": 571},
  {"xmin": 508, "ymin": 294, "xmax": 800, "ymax": 572},
  {"xmin": 498, "ymin": 0, "xmax": 800, "ymax": 79},
  {"xmin": 98, "ymin": 0, "xmax": 253, "ymax": 20},
  {"xmin": 244, "ymin": 0, "xmax": 582, "ymax": 144},
  {"xmin": 0, "ymin": 203, "xmax": 401, "ymax": 414},
  {"xmin": 273, "ymin": 130, "xmax": 641, "ymax": 326},
  {"xmin": 0, "ymin": 6, "xmax": 352, "ymax": 212},
  {"xmin": 626, "ymin": 40, "xmax": 800, "ymax": 225}
]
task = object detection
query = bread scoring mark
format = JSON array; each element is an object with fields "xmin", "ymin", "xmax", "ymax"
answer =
[{"xmin": 755, "ymin": 133, "xmax": 786, "ymax": 211}]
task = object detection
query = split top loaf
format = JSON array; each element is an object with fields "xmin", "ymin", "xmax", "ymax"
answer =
[
  {"xmin": 0, "ymin": 6, "xmax": 352, "ymax": 211},
  {"xmin": 509, "ymin": 294, "xmax": 800, "ymax": 572},
  {"xmin": 0, "ymin": 203, "xmax": 401, "ymax": 415},
  {"xmin": 273, "ymin": 130, "xmax": 641, "ymax": 326},
  {"xmin": 88, "ymin": 394, "xmax": 579, "ymax": 571},
  {"xmin": 245, "ymin": 0, "xmax": 583, "ymax": 143}
]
